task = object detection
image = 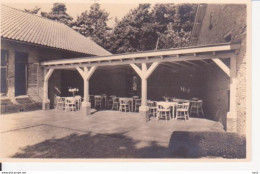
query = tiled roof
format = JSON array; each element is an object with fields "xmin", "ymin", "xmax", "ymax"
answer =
[{"xmin": 0, "ymin": 5, "xmax": 112, "ymax": 56}]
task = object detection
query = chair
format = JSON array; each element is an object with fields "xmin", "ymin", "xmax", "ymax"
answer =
[
  {"xmin": 75, "ymin": 95, "xmax": 82, "ymax": 111},
  {"xmin": 55, "ymin": 96, "xmax": 65, "ymax": 110},
  {"xmin": 111, "ymin": 97, "xmax": 119, "ymax": 110},
  {"xmin": 119, "ymin": 98, "xmax": 131, "ymax": 113},
  {"xmin": 94, "ymin": 95, "xmax": 102, "ymax": 110},
  {"xmin": 65, "ymin": 97, "xmax": 77, "ymax": 111},
  {"xmin": 190, "ymin": 100, "xmax": 204, "ymax": 117},
  {"xmin": 101, "ymin": 94, "xmax": 107, "ymax": 108},
  {"xmin": 176, "ymin": 102, "xmax": 190, "ymax": 120},
  {"xmin": 108, "ymin": 95, "xmax": 116, "ymax": 109},
  {"xmin": 147, "ymin": 101, "xmax": 157, "ymax": 117},
  {"xmin": 156, "ymin": 102, "xmax": 172, "ymax": 121},
  {"xmin": 134, "ymin": 99, "xmax": 141, "ymax": 112}
]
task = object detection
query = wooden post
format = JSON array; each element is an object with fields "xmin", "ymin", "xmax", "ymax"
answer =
[
  {"xmin": 226, "ymin": 55, "xmax": 237, "ymax": 132},
  {"xmin": 42, "ymin": 68, "xmax": 54, "ymax": 110},
  {"xmin": 76, "ymin": 66, "xmax": 96, "ymax": 116},
  {"xmin": 130, "ymin": 62, "xmax": 159, "ymax": 121}
]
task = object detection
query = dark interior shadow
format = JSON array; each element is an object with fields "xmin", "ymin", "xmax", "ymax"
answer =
[{"xmin": 12, "ymin": 131, "xmax": 246, "ymax": 159}]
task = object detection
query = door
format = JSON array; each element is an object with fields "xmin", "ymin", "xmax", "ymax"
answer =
[{"xmin": 15, "ymin": 52, "xmax": 28, "ymax": 96}]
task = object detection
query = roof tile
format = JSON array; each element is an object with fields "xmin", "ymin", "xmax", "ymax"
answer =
[{"xmin": 1, "ymin": 5, "xmax": 112, "ymax": 56}]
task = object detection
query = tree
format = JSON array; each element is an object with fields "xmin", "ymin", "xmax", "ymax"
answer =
[
  {"xmin": 71, "ymin": 3, "xmax": 111, "ymax": 47},
  {"xmin": 24, "ymin": 6, "xmax": 41, "ymax": 14},
  {"xmin": 41, "ymin": 3, "xmax": 73, "ymax": 26},
  {"xmin": 108, "ymin": 4, "xmax": 156, "ymax": 53},
  {"xmin": 151, "ymin": 4, "xmax": 197, "ymax": 49},
  {"xmin": 106, "ymin": 3, "xmax": 197, "ymax": 54}
]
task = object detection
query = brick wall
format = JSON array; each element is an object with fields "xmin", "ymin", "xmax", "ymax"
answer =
[
  {"xmin": 196, "ymin": 4, "xmax": 247, "ymax": 134},
  {"xmin": 1, "ymin": 39, "xmax": 89, "ymax": 111}
]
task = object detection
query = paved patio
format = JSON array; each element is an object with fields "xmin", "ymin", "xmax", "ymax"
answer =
[{"xmin": 1, "ymin": 110, "xmax": 246, "ymax": 158}]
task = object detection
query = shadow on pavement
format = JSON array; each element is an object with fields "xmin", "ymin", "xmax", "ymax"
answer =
[{"xmin": 12, "ymin": 131, "xmax": 246, "ymax": 158}]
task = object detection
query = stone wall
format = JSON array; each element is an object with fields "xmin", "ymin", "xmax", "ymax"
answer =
[{"xmin": 196, "ymin": 4, "xmax": 247, "ymax": 134}]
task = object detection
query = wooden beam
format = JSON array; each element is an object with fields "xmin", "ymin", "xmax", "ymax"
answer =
[
  {"xmin": 44, "ymin": 69, "xmax": 54, "ymax": 81},
  {"xmin": 171, "ymin": 62, "xmax": 196, "ymax": 70},
  {"xmin": 145, "ymin": 62, "xmax": 160, "ymax": 79},
  {"xmin": 86, "ymin": 66, "xmax": 97, "ymax": 80},
  {"xmin": 199, "ymin": 60, "xmax": 210, "ymax": 64},
  {"xmin": 184, "ymin": 61, "xmax": 201, "ymax": 67},
  {"xmin": 41, "ymin": 43, "xmax": 240, "ymax": 67},
  {"xmin": 212, "ymin": 58, "xmax": 230, "ymax": 77},
  {"xmin": 45, "ymin": 52, "xmax": 235, "ymax": 69},
  {"xmin": 76, "ymin": 67, "xmax": 86, "ymax": 79},
  {"xmin": 130, "ymin": 63, "xmax": 143, "ymax": 78}
]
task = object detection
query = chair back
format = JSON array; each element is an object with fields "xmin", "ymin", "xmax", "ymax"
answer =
[
  {"xmin": 176, "ymin": 102, "xmax": 189, "ymax": 110},
  {"xmin": 109, "ymin": 95, "xmax": 116, "ymax": 99},
  {"xmin": 65, "ymin": 97, "xmax": 76, "ymax": 104},
  {"xmin": 94, "ymin": 95, "xmax": 102, "ymax": 102},
  {"xmin": 135, "ymin": 99, "xmax": 141, "ymax": 104},
  {"xmin": 112, "ymin": 97, "xmax": 119, "ymax": 103},
  {"xmin": 133, "ymin": 96, "xmax": 139, "ymax": 99},
  {"xmin": 75, "ymin": 95, "xmax": 81, "ymax": 99},
  {"xmin": 190, "ymin": 100, "xmax": 202, "ymax": 107},
  {"xmin": 147, "ymin": 101, "xmax": 156, "ymax": 107},
  {"xmin": 197, "ymin": 100, "xmax": 203, "ymax": 107},
  {"xmin": 119, "ymin": 98, "xmax": 130, "ymax": 105}
]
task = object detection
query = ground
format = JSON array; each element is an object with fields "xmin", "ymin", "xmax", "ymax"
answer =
[{"xmin": 0, "ymin": 110, "xmax": 246, "ymax": 159}]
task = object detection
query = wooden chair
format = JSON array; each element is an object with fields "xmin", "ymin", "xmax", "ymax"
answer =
[
  {"xmin": 111, "ymin": 97, "xmax": 119, "ymax": 110},
  {"xmin": 75, "ymin": 95, "xmax": 82, "ymax": 111},
  {"xmin": 108, "ymin": 95, "xmax": 116, "ymax": 109},
  {"xmin": 156, "ymin": 102, "xmax": 172, "ymax": 121},
  {"xmin": 94, "ymin": 95, "xmax": 102, "ymax": 110},
  {"xmin": 65, "ymin": 97, "xmax": 77, "ymax": 111},
  {"xmin": 147, "ymin": 101, "xmax": 157, "ymax": 117},
  {"xmin": 190, "ymin": 100, "xmax": 204, "ymax": 117},
  {"xmin": 101, "ymin": 94, "xmax": 107, "ymax": 109},
  {"xmin": 55, "ymin": 96, "xmax": 65, "ymax": 110},
  {"xmin": 176, "ymin": 102, "xmax": 190, "ymax": 120},
  {"xmin": 134, "ymin": 99, "xmax": 141, "ymax": 112},
  {"xmin": 119, "ymin": 98, "xmax": 131, "ymax": 113}
]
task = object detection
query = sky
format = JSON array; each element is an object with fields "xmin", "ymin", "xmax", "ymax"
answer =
[{"xmin": 5, "ymin": 3, "xmax": 139, "ymax": 27}]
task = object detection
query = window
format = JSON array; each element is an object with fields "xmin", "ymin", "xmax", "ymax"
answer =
[
  {"xmin": 1, "ymin": 50, "xmax": 8, "ymax": 96},
  {"xmin": 15, "ymin": 52, "xmax": 28, "ymax": 96}
]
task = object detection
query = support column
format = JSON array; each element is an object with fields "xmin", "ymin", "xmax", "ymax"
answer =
[
  {"xmin": 76, "ymin": 66, "xmax": 96, "ymax": 116},
  {"xmin": 81, "ymin": 79, "xmax": 91, "ymax": 115},
  {"xmin": 130, "ymin": 62, "xmax": 159, "ymax": 122},
  {"xmin": 139, "ymin": 77, "xmax": 149, "ymax": 121},
  {"xmin": 42, "ymin": 68, "xmax": 54, "ymax": 110},
  {"xmin": 227, "ymin": 55, "xmax": 237, "ymax": 132}
]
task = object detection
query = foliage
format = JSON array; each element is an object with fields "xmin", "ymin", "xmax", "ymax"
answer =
[
  {"xmin": 24, "ymin": 6, "xmax": 41, "ymax": 14},
  {"xmin": 38, "ymin": 3, "xmax": 197, "ymax": 53},
  {"xmin": 106, "ymin": 3, "xmax": 197, "ymax": 53},
  {"xmin": 41, "ymin": 3, "xmax": 73, "ymax": 26},
  {"xmin": 71, "ymin": 3, "xmax": 111, "ymax": 48}
]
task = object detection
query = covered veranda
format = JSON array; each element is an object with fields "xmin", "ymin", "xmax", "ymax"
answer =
[{"xmin": 41, "ymin": 43, "xmax": 240, "ymax": 132}]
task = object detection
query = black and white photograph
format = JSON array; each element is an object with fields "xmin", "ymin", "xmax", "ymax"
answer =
[{"xmin": 0, "ymin": 0, "xmax": 250, "ymax": 161}]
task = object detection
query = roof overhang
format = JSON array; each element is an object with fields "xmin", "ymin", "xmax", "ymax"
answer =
[{"xmin": 41, "ymin": 43, "xmax": 240, "ymax": 69}]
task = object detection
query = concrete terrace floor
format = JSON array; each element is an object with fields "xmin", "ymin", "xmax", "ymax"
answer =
[{"xmin": 1, "ymin": 109, "xmax": 242, "ymax": 159}]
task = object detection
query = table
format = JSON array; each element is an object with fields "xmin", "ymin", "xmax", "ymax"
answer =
[{"xmin": 156, "ymin": 101, "xmax": 178, "ymax": 120}]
